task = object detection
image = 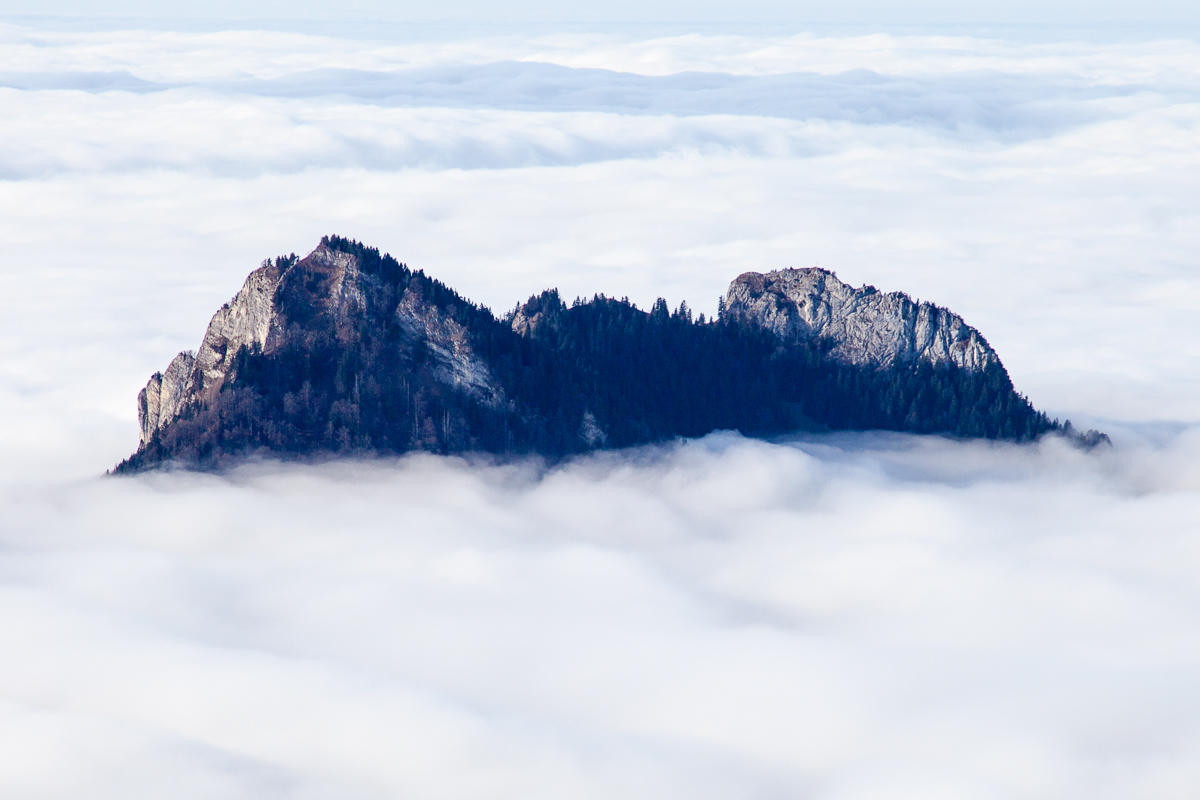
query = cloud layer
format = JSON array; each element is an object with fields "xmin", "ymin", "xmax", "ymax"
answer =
[
  {"xmin": 1, "ymin": 20, "xmax": 1199, "ymax": 798},
  {"xmin": 0, "ymin": 62, "xmax": 1142, "ymax": 135},
  {"xmin": 5, "ymin": 431, "xmax": 1200, "ymax": 798}
]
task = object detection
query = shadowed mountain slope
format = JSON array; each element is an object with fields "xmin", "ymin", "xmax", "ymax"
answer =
[{"xmin": 115, "ymin": 236, "xmax": 1095, "ymax": 473}]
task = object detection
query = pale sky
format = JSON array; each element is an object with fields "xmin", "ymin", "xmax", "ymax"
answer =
[{"xmin": 6, "ymin": 0, "xmax": 1200, "ymax": 25}]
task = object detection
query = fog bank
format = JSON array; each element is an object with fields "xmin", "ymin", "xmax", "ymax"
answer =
[
  {"xmin": 1, "ymin": 19, "xmax": 1199, "ymax": 798},
  {"xmin": 2, "ymin": 431, "xmax": 1200, "ymax": 798}
]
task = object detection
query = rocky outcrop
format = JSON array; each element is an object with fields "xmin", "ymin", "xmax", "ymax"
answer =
[
  {"xmin": 395, "ymin": 279, "xmax": 503, "ymax": 406},
  {"xmin": 136, "ymin": 351, "xmax": 196, "ymax": 445},
  {"xmin": 509, "ymin": 290, "xmax": 562, "ymax": 337},
  {"xmin": 723, "ymin": 268, "xmax": 996, "ymax": 371},
  {"xmin": 194, "ymin": 260, "xmax": 281, "ymax": 401},
  {"xmin": 135, "ymin": 240, "xmax": 502, "ymax": 447},
  {"xmin": 137, "ymin": 258, "xmax": 282, "ymax": 445}
]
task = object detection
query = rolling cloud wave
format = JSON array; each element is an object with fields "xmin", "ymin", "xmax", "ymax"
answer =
[
  {"xmin": 1, "ymin": 20, "xmax": 1199, "ymax": 798},
  {"xmin": 4, "ymin": 430, "xmax": 1200, "ymax": 798}
]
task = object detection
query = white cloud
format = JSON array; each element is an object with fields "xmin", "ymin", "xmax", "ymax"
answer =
[
  {"xmin": 6, "ymin": 23, "xmax": 1200, "ymax": 82},
  {"xmin": 4, "ymin": 431, "xmax": 1200, "ymax": 798},
  {"xmin": 1, "ymin": 21, "xmax": 1200, "ymax": 797}
]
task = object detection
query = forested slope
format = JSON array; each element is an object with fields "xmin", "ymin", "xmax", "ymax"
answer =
[{"xmin": 115, "ymin": 237, "xmax": 1086, "ymax": 473}]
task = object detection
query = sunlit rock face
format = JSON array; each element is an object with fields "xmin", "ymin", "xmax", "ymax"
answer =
[
  {"xmin": 394, "ymin": 277, "xmax": 504, "ymax": 407},
  {"xmin": 724, "ymin": 268, "xmax": 997, "ymax": 371},
  {"xmin": 135, "ymin": 241, "xmax": 501, "ymax": 446},
  {"xmin": 136, "ymin": 351, "xmax": 196, "ymax": 445},
  {"xmin": 194, "ymin": 260, "xmax": 282, "ymax": 401},
  {"xmin": 137, "ymin": 258, "xmax": 283, "ymax": 444}
]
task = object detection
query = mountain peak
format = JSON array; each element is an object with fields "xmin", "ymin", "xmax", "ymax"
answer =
[{"xmin": 724, "ymin": 268, "xmax": 997, "ymax": 371}]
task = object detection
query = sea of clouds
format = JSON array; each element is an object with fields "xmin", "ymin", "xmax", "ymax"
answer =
[{"xmin": 2, "ymin": 17, "xmax": 1200, "ymax": 799}]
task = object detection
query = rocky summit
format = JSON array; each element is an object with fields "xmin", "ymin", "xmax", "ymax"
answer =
[
  {"xmin": 724, "ymin": 268, "xmax": 996, "ymax": 371},
  {"xmin": 115, "ymin": 236, "xmax": 1093, "ymax": 473},
  {"xmin": 135, "ymin": 242, "xmax": 502, "ymax": 450}
]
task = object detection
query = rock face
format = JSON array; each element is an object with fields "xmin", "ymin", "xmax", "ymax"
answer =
[
  {"xmin": 192, "ymin": 260, "xmax": 281, "ymax": 403},
  {"xmin": 136, "ymin": 351, "xmax": 196, "ymax": 445},
  {"xmin": 723, "ymin": 268, "xmax": 996, "ymax": 371},
  {"xmin": 135, "ymin": 240, "xmax": 502, "ymax": 447},
  {"xmin": 394, "ymin": 278, "xmax": 503, "ymax": 406}
]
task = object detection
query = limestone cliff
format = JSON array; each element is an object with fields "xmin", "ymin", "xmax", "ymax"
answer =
[
  {"xmin": 135, "ymin": 240, "xmax": 501, "ymax": 447},
  {"xmin": 723, "ymin": 268, "xmax": 996, "ymax": 371},
  {"xmin": 136, "ymin": 351, "xmax": 196, "ymax": 445}
]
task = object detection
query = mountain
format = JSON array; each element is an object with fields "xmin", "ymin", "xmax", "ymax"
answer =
[{"xmin": 114, "ymin": 236, "xmax": 1098, "ymax": 473}]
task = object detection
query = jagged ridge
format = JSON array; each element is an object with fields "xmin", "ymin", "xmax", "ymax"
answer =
[{"xmin": 724, "ymin": 268, "xmax": 996, "ymax": 371}]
